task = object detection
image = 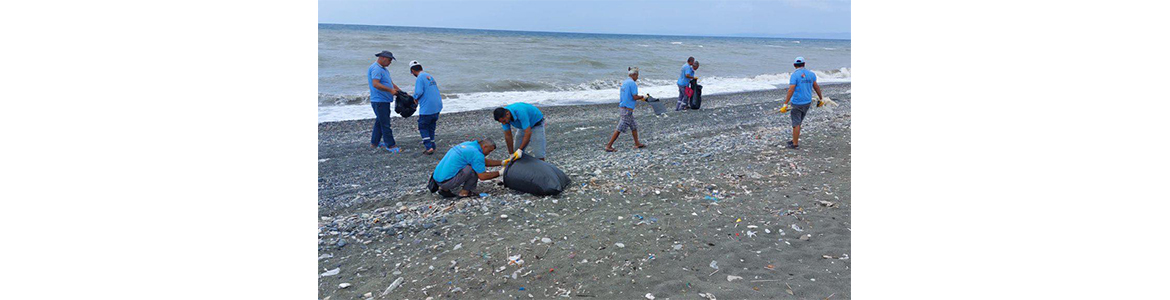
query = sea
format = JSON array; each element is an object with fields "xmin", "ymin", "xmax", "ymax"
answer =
[{"xmin": 319, "ymin": 23, "xmax": 850, "ymax": 123}]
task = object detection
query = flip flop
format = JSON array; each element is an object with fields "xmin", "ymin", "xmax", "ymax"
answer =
[
  {"xmin": 635, "ymin": 144, "xmax": 647, "ymax": 149},
  {"xmin": 605, "ymin": 148, "xmax": 617, "ymax": 152},
  {"xmin": 385, "ymin": 146, "xmax": 401, "ymax": 153}
]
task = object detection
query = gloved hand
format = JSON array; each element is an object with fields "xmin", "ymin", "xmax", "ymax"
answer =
[
  {"xmin": 501, "ymin": 158, "xmax": 512, "ymax": 166},
  {"xmin": 499, "ymin": 164, "xmax": 508, "ymax": 175},
  {"xmin": 511, "ymin": 150, "xmax": 523, "ymax": 160},
  {"xmin": 816, "ymin": 97, "xmax": 824, "ymax": 107},
  {"xmin": 780, "ymin": 104, "xmax": 791, "ymax": 113}
]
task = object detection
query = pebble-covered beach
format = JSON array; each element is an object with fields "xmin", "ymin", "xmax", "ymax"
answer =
[{"xmin": 319, "ymin": 83, "xmax": 851, "ymax": 299}]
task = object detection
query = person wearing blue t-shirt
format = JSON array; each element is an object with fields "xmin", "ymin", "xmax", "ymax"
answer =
[
  {"xmin": 492, "ymin": 102, "xmax": 547, "ymax": 160},
  {"xmin": 368, "ymin": 51, "xmax": 402, "ymax": 153},
  {"xmin": 677, "ymin": 56, "xmax": 698, "ymax": 110},
  {"xmin": 605, "ymin": 67, "xmax": 648, "ymax": 152},
  {"xmin": 781, "ymin": 57, "xmax": 824, "ymax": 149},
  {"xmin": 428, "ymin": 139, "xmax": 514, "ymax": 197},
  {"xmin": 409, "ymin": 60, "xmax": 443, "ymax": 155}
]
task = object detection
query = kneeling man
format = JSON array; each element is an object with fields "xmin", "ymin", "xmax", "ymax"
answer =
[{"xmin": 430, "ymin": 139, "xmax": 517, "ymax": 197}]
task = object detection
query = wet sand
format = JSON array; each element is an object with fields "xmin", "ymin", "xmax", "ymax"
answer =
[{"xmin": 319, "ymin": 83, "xmax": 851, "ymax": 299}]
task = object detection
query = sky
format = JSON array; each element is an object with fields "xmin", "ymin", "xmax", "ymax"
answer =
[{"xmin": 318, "ymin": 0, "xmax": 851, "ymax": 39}]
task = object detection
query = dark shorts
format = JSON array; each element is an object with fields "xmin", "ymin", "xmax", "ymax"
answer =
[
  {"xmin": 616, "ymin": 108, "xmax": 637, "ymax": 133},
  {"xmin": 790, "ymin": 103, "xmax": 812, "ymax": 127},
  {"xmin": 438, "ymin": 165, "xmax": 478, "ymax": 193}
]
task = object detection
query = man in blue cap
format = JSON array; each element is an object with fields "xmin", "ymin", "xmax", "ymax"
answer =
[
  {"xmin": 781, "ymin": 56, "xmax": 824, "ymax": 149},
  {"xmin": 409, "ymin": 60, "xmax": 442, "ymax": 155},
  {"xmin": 369, "ymin": 50, "xmax": 402, "ymax": 153}
]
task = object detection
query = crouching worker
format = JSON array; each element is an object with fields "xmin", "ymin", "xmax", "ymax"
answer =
[
  {"xmin": 605, "ymin": 67, "xmax": 647, "ymax": 152},
  {"xmin": 428, "ymin": 139, "xmax": 518, "ymax": 197},
  {"xmin": 493, "ymin": 102, "xmax": 547, "ymax": 160}
]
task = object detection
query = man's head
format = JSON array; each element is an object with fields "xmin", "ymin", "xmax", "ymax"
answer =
[
  {"xmin": 793, "ymin": 56, "xmax": 805, "ymax": 69},
  {"xmin": 628, "ymin": 67, "xmax": 639, "ymax": 81},
  {"xmin": 692, "ymin": 60, "xmax": 700, "ymax": 71},
  {"xmin": 493, "ymin": 107, "xmax": 512, "ymax": 124},
  {"xmin": 687, "ymin": 56, "xmax": 695, "ymax": 65},
  {"xmin": 409, "ymin": 60, "xmax": 423, "ymax": 77},
  {"xmin": 375, "ymin": 51, "xmax": 395, "ymax": 67},
  {"xmin": 478, "ymin": 138, "xmax": 496, "ymax": 155}
]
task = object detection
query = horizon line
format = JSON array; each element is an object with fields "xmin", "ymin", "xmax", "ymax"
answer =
[{"xmin": 318, "ymin": 22, "xmax": 851, "ymax": 41}]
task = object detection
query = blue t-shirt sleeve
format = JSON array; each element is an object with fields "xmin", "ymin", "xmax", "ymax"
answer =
[
  {"xmin": 631, "ymin": 82, "xmax": 638, "ymax": 96},
  {"xmin": 686, "ymin": 66, "xmax": 694, "ymax": 77},
  {"xmin": 414, "ymin": 76, "xmax": 425, "ymax": 98},
  {"xmin": 371, "ymin": 68, "xmax": 382, "ymax": 81},
  {"xmin": 789, "ymin": 72, "xmax": 799, "ymax": 86},
  {"xmin": 470, "ymin": 153, "xmax": 486, "ymax": 174},
  {"xmin": 501, "ymin": 123, "xmax": 511, "ymax": 131}
]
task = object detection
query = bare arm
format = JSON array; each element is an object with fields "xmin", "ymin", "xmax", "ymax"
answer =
[
  {"xmin": 784, "ymin": 84, "xmax": 796, "ymax": 105},
  {"xmin": 503, "ymin": 130, "xmax": 515, "ymax": 154},
  {"xmin": 477, "ymin": 171, "xmax": 500, "ymax": 181},
  {"xmin": 518, "ymin": 128, "xmax": 533, "ymax": 151},
  {"xmin": 813, "ymin": 82, "xmax": 823, "ymax": 100},
  {"xmin": 634, "ymin": 94, "xmax": 645, "ymax": 101},
  {"xmin": 373, "ymin": 81, "xmax": 399, "ymax": 94},
  {"xmin": 485, "ymin": 159, "xmax": 503, "ymax": 167}
]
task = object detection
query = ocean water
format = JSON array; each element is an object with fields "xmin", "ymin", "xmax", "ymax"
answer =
[{"xmin": 319, "ymin": 24, "xmax": 850, "ymax": 123}]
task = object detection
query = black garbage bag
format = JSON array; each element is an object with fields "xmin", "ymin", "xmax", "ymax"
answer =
[
  {"xmin": 502, "ymin": 153, "xmax": 571, "ymax": 196},
  {"xmin": 394, "ymin": 91, "xmax": 417, "ymax": 118},
  {"xmin": 688, "ymin": 79, "xmax": 703, "ymax": 109}
]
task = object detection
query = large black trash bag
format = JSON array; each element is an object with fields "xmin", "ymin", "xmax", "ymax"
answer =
[
  {"xmin": 394, "ymin": 91, "xmax": 417, "ymax": 118},
  {"xmin": 502, "ymin": 154, "xmax": 571, "ymax": 196},
  {"xmin": 688, "ymin": 79, "xmax": 703, "ymax": 109}
]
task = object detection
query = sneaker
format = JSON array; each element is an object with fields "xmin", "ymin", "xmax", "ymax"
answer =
[
  {"xmin": 384, "ymin": 146, "xmax": 401, "ymax": 153},
  {"xmin": 786, "ymin": 140, "xmax": 799, "ymax": 149}
]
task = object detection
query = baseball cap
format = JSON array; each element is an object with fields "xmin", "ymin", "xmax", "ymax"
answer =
[
  {"xmin": 409, "ymin": 60, "xmax": 421, "ymax": 68},
  {"xmin": 794, "ymin": 57, "xmax": 805, "ymax": 64},
  {"xmin": 375, "ymin": 51, "xmax": 396, "ymax": 60}
]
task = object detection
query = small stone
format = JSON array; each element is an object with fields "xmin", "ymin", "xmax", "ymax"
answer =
[
  {"xmin": 800, "ymin": 234, "xmax": 811, "ymax": 241},
  {"xmin": 541, "ymin": 238, "xmax": 552, "ymax": 244},
  {"xmin": 645, "ymin": 293, "xmax": 656, "ymax": 299},
  {"xmin": 339, "ymin": 283, "xmax": 352, "ymax": 289},
  {"xmin": 500, "ymin": 214, "xmax": 509, "ymax": 219},
  {"xmin": 615, "ymin": 242, "xmax": 625, "ymax": 248},
  {"xmin": 726, "ymin": 275, "xmax": 743, "ymax": 281}
]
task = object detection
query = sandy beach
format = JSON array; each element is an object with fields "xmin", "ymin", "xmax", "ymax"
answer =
[{"xmin": 319, "ymin": 83, "xmax": 851, "ymax": 299}]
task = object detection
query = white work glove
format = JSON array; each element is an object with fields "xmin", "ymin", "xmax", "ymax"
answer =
[{"xmin": 511, "ymin": 150, "xmax": 523, "ymax": 160}]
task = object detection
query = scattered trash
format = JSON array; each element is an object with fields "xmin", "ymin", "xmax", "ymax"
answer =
[
  {"xmin": 791, "ymin": 224, "xmax": 804, "ymax": 232},
  {"xmin": 500, "ymin": 214, "xmax": 508, "ymax": 219},
  {"xmin": 338, "ymin": 283, "xmax": 351, "ymax": 289},
  {"xmin": 320, "ymin": 268, "xmax": 340, "ymax": 277},
  {"xmin": 645, "ymin": 293, "xmax": 656, "ymax": 300},
  {"xmin": 519, "ymin": 287, "xmax": 526, "ymax": 291},
  {"xmin": 816, "ymin": 200, "xmax": 838, "ymax": 208},
  {"xmin": 383, "ymin": 276, "xmax": 407, "ymax": 295},
  {"xmin": 800, "ymin": 234, "xmax": 811, "ymax": 241},
  {"xmin": 615, "ymin": 242, "xmax": 625, "ymax": 248},
  {"xmin": 765, "ymin": 264, "xmax": 775, "ymax": 270},
  {"xmin": 479, "ymin": 193, "xmax": 490, "ymax": 197},
  {"xmin": 541, "ymin": 237, "xmax": 552, "ymax": 244},
  {"xmin": 699, "ymin": 292, "xmax": 718, "ymax": 300},
  {"xmin": 672, "ymin": 244, "xmax": 683, "ymax": 250},
  {"xmin": 709, "ymin": 260, "xmax": 719, "ymax": 270},
  {"xmin": 318, "ymin": 253, "xmax": 333, "ymax": 260},
  {"xmin": 453, "ymin": 243, "xmax": 463, "ymax": 250},
  {"xmin": 746, "ymin": 230, "xmax": 757, "ymax": 237},
  {"xmin": 727, "ymin": 275, "xmax": 743, "ymax": 282}
]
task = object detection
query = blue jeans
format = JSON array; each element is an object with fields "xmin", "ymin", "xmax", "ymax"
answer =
[
  {"xmin": 418, "ymin": 113, "xmax": 439, "ymax": 150},
  {"xmin": 371, "ymin": 102, "xmax": 395, "ymax": 147}
]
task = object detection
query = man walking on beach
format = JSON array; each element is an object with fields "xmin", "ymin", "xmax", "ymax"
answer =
[
  {"xmin": 410, "ymin": 60, "xmax": 442, "ymax": 155},
  {"xmin": 781, "ymin": 57, "xmax": 823, "ymax": 149},
  {"xmin": 493, "ymin": 102, "xmax": 547, "ymax": 160},
  {"xmin": 369, "ymin": 51, "xmax": 402, "ymax": 153},
  {"xmin": 677, "ymin": 57, "xmax": 698, "ymax": 111},
  {"xmin": 605, "ymin": 67, "xmax": 648, "ymax": 152},
  {"xmin": 428, "ymin": 139, "xmax": 515, "ymax": 197}
]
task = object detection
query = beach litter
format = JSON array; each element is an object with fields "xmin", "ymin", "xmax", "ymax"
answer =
[
  {"xmin": 699, "ymin": 292, "xmax": 718, "ymax": 300},
  {"xmin": 338, "ymin": 283, "xmax": 351, "ymax": 289},
  {"xmin": 727, "ymin": 275, "xmax": 743, "ymax": 282},
  {"xmin": 645, "ymin": 293, "xmax": 656, "ymax": 300},
  {"xmin": 320, "ymin": 268, "xmax": 340, "ymax": 277}
]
